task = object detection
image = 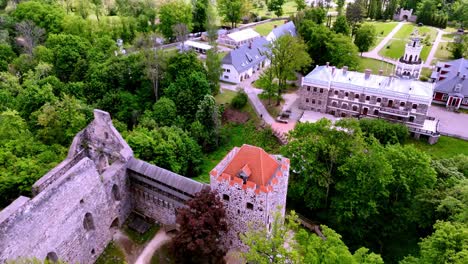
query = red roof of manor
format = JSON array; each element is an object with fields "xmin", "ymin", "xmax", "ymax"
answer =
[{"xmin": 222, "ymin": 145, "xmax": 280, "ymax": 186}]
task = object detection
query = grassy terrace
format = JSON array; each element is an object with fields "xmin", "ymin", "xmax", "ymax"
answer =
[
  {"xmin": 409, "ymin": 136, "xmax": 468, "ymax": 159},
  {"xmin": 254, "ymin": 20, "xmax": 287, "ymax": 36},
  {"xmin": 434, "ymin": 42, "xmax": 452, "ymax": 61},
  {"xmin": 95, "ymin": 242, "xmax": 126, "ymax": 264}
]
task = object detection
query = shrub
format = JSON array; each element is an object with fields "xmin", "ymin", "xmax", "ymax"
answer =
[
  {"xmin": 231, "ymin": 90, "xmax": 248, "ymax": 109},
  {"xmin": 420, "ymin": 75, "xmax": 429, "ymax": 82}
]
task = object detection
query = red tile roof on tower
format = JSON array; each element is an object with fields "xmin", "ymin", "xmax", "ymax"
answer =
[{"xmin": 222, "ymin": 145, "xmax": 280, "ymax": 186}]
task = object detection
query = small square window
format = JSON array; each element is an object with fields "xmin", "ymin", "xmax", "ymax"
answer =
[
  {"xmin": 306, "ymin": 98, "xmax": 310, "ymax": 103},
  {"xmin": 312, "ymin": 99, "xmax": 316, "ymax": 104},
  {"xmin": 224, "ymin": 75, "xmax": 229, "ymax": 79},
  {"xmin": 227, "ymin": 69, "xmax": 230, "ymax": 73},
  {"xmin": 318, "ymin": 100, "xmax": 322, "ymax": 105},
  {"xmin": 400, "ymin": 102, "xmax": 405, "ymax": 107},
  {"xmin": 307, "ymin": 86, "xmax": 310, "ymax": 91},
  {"xmin": 320, "ymin": 88, "xmax": 324, "ymax": 93},
  {"xmin": 412, "ymin": 104, "xmax": 418, "ymax": 109},
  {"xmin": 223, "ymin": 194, "xmax": 230, "ymax": 201},
  {"xmin": 377, "ymin": 98, "xmax": 382, "ymax": 103},
  {"xmin": 313, "ymin": 87, "xmax": 317, "ymax": 92},
  {"xmin": 366, "ymin": 96, "xmax": 370, "ymax": 101},
  {"xmin": 247, "ymin": 203, "xmax": 253, "ymax": 210},
  {"xmin": 345, "ymin": 92, "xmax": 349, "ymax": 97},
  {"xmin": 355, "ymin": 94, "xmax": 359, "ymax": 99},
  {"xmin": 334, "ymin": 90, "xmax": 339, "ymax": 95}
]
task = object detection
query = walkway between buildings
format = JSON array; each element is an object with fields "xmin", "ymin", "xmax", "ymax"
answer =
[{"xmin": 424, "ymin": 28, "xmax": 444, "ymax": 67}]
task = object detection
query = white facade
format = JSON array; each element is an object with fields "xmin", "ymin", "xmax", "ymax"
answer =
[
  {"xmin": 219, "ymin": 28, "xmax": 261, "ymax": 47},
  {"xmin": 396, "ymin": 33, "xmax": 423, "ymax": 78}
]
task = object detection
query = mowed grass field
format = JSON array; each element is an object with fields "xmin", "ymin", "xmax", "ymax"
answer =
[
  {"xmin": 379, "ymin": 39, "xmax": 431, "ymax": 60},
  {"xmin": 252, "ymin": 0, "xmax": 298, "ymax": 17},
  {"xmin": 393, "ymin": 24, "xmax": 438, "ymax": 41},
  {"xmin": 254, "ymin": 20, "xmax": 287, "ymax": 36},
  {"xmin": 409, "ymin": 136, "xmax": 468, "ymax": 159},
  {"xmin": 358, "ymin": 57, "xmax": 395, "ymax": 76},
  {"xmin": 434, "ymin": 42, "xmax": 452, "ymax": 61},
  {"xmin": 367, "ymin": 21, "xmax": 399, "ymax": 49}
]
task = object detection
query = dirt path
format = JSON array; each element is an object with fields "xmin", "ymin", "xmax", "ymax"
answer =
[
  {"xmin": 134, "ymin": 229, "xmax": 171, "ymax": 264},
  {"xmin": 113, "ymin": 230, "xmax": 144, "ymax": 264}
]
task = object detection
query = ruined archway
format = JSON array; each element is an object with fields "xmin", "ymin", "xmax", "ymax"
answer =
[
  {"xmin": 112, "ymin": 184, "xmax": 121, "ymax": 201},
  {"xmin": 83, "ymin": 212, "xmax": 95, "ymax": 231},
  {"xmin": 46, "ymin": 252, "xmax": 58, "ymax": 263}
]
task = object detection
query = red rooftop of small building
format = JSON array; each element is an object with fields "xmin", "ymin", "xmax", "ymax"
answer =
[{"xmin": 222, "ymin": 144, "xmax": 280, "ymax": 186}]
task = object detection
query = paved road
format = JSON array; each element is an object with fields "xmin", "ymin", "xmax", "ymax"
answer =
[
  {"xmin": 428, "ymin": 105, "xmax": 468, "ymax": 139},
  {"xmin": 424, "ymin": 29, "xmax": 444, "ymax": 67}
]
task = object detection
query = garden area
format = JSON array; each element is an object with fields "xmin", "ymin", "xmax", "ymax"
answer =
[
  {"xmin": 192, "ymin": 90, "xmax": 281, "ymax": 183},
  {"xmin": 367, "ymin": 21, "xmax": 399, "ymax": 49},
  {"xmin": 409, "ymin": 136, "xmax": 468, "ymax": 158},
  {"xmin": 379, "ymin": 39, "xmax": 431, "ymax": 60}
]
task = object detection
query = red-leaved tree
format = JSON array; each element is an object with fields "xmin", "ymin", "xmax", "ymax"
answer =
[{"xmin": 171, "ymin": 187, "xmax": 229, "ymax": 263}]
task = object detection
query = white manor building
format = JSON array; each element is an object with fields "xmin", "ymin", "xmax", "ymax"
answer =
[
  {"xmin": 220, "ymin": 37, "xmax": 270, "ymax": 84},
  {"xmin": 299, "ymin": 64, "xmax": 440, "ymax": 144},
  {"xmin": 395, "ymin": 32, "xmax": 423, "ymax": 78}
]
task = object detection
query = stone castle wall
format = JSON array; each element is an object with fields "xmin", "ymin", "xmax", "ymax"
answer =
[{"xmin": 0, "ymin": 158, "xmax": 131, "ymax": 263}]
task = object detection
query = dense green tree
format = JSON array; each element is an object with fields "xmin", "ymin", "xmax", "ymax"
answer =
[
  {"xmin": 346, "ymin": 0, "xmax": 366, "ymax": 29},
  {"xmin": 140, "ymin": 97, "xmax": 178, "ymax": 128},
  {"xmin": 297, "ymin": 225, "xmax": 384, "ymax": 263},
  {"xmin": 172, "ymin": 188, "xmax": 228, "ymax": 263},
  {"xmin": 12, "ymin": 1, "xmax": 65, "ymax": 33},
  {"xmin": 241, "ymin": 211, "xmax": 301, "ymax": 263},
  {"xmin": 354, "ymin": 23, "xmax": 377, "ymax": 55},
  {"xmin": 452, "ymin": 0, "xmax": 468, "ymax": 27},
  {"xmin": 164, "ymin": 71, "xmax": 211, "ymax": 122},
  {"xmin": 46, "ymin": 34, "xmax": 91, "ymax": 82},
  {"xmin": 217, "ymin": 0, "xmax": 249, "ymax": 28},
  {"xmin": 257, "ymin": 68, "xmax": 278, "ymax": 105},
  {"xmin": 192, "ymin": 95, "xmax": 221, "ymax": 151},
  {"xmin": 32, "ymin": 95, "xmax": 90, "ymax": 146},
  {"xmin": 0, "ymin": 72, "xmax": 22, "ymax": 111},
  {"xmin": 192, "ymin": 0, "xmax": 209, "ymax": 33},
  {"xmin": 400, "ymin": 221, "xmax": 468, "ymax": 264},
  {"xmin": 158, "ymin": 0, "xmax": 193, "ymax": 40},
  {"xmin": 126, "ymin": 126, "xmax": 203, "ymax": 177},
  {"xmin": 304, "ymin": 7, "xmax": 327, "ymax": 24},
  {"xmin": 449, "ymin": 35, "xmax": 468, "ymax": 59},
  {"xmin": 333, "ymin": 15, "xmax": 351, "ymax": 36},
  {"xmin": 325, "ymin": 33, "xmax": 360, "ymax": 69},
  {"xmin": 295, "ymin": 0, "xmax": 307, "ymax": 11},
  {"xmin": 336, "ymin": 0, "xmax": 346, "ymax": 15},
  {"xmin": 266, "ymin": 35, "xmax": 311, "ymax": 105},
  {"xmin": 165, "ymin": 51, "xmax": 207, "ymax": 83},
  {"xmin": 0, "ymin": 44, "xmax": 16, "ymax": 71},
  {"xmin": 267, "ymin": 0, "xmax": 286, "ymax": 17},
  {"xmin": 357, "ymin": 118, "xmax": 409, "ymax": 145}
]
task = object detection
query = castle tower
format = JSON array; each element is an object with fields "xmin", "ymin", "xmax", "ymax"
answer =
[
  {"xmin": 209, "ymin": 145, "xmax": 290, "ymax": 249},
  {"xmin": 396, "ymin": 30, "xmax": 423, "ymax": 79}
]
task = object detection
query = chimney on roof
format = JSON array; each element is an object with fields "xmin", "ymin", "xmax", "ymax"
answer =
[
  {"xmin": 379, "ymin": 69, "xmax": 384, "ymax": 75},
  {"xmin": 463, "ymin": 74, "xmax": 466, "ymax": 80},
  {"xmin": 248, "ymin": 41, "xmax": 252, "ymax": 49},
  {"xmin": 332, "ymin": 66, "xmax": 336, "ymax": 75},
  {"xmin": 326, "ymin": 62, "xmax": 330, "ymax": 68},
  {"xmin": 365, "ymin": 69, "xmax": 372, "ymax": 79},
  {"xmin": 343, "ymin": 66, "xmax": 348, "ymax": 75}
]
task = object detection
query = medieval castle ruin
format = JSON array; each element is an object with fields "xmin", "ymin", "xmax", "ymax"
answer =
[{"xmin": 0, "ymin": 110, "xmax": 289, "ymax": 263}]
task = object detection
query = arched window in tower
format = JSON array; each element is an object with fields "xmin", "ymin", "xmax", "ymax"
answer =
[
  {"xmin": 409, "ymin": 55, "xmax": 413, "ymax": 62},
  {"xmin": 413, "ymin": 41, "xmax": 416, "ymax": 47},
  {"xmin": 83, "ymin": 212, "xmax": 95, "ymax": 231}
]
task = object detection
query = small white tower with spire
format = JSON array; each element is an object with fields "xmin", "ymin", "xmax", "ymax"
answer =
[{"xmin": 396, "ymin": 29, "xmax": 423, "ymax": 79}]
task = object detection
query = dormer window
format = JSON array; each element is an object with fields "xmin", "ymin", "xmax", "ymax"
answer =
[
  {"xmin": 238, "ymin": 164, "xmax": 252, "ymax": 184},
  {"xmin": 454, "ymin": 84, "xmax": 462, "ymax": 92}
]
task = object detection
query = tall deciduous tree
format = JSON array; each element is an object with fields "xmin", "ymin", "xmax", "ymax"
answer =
[
  {"xmin": 193, "ymin": 95, "xmax": 221, "ymax": 151},
  {"xmin": 345, "ymin": 0, "xmax": 366, "ymax": 31},
  {"xmin": 266, "ymin": 35, "xmax": 311, "ymax": 105},
  {"xmin": 267, "ymin": 0, "xmax": 286, "ymax": 17},
  {"xmin": 15, "ymin": 20, "xmax": 45, "ymax": 55},
  {"xmin": 325, "ymin": 33, "xmax": 359, "ymax": 68},
  {"xmin": 204, "ymin": 5, "xmax": 222, "ymax": 94},
  {"xmin": 217, "ymin": 0, "xmax": 248, "ymax": 28},
  {"xmin": 158, "ymin": 0, "xmax": 193, "ymax": 40},
  {"xmin": 294, "ymin": 0, "xmax": 307, "ymax": 11},
  {"xmin": 172, "ymin": 188, "xmax": 228, "ymax": 263},
  {"xmin": 354, "ymin": 23, "xmax": 377, "ymax": 55},
  {"xmin": 192, "ymin": 0, "xmax": 209, "ymax": 32},
  {"xmin": 333, "ymin": 15, "xmax": 351, "ymax": 36}
]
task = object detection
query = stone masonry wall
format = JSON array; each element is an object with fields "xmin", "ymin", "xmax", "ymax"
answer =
[{"xmin": 0, "ymin": 158, "xmax": 130, "ymax": 263}]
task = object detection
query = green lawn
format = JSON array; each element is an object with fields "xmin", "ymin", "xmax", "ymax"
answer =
[
  {"xmin": 379, "ymin": 39, "xmax": 431, "ymax": 60},
  {"xmin": 442, "ymin": 33, "xmax": 457, "ymax": 41},
  {"xmin": 358, "ymin": 57, "xmax": 395, "ymax": 76},
  {"xmin": 434, "ymin": 42, "xmax": 452, "ymax": 61},
  {"xmin": 254, "ymin": 20, "xmax": 287, "ymax": 36},
  {"xmin": 369, "ymin": 21, "xmax": 399, "ymax": 37},
  {"xmin": 252, "ymin": 0, "xmax": 297, "ymax": 17},
  {"xmin": 408, "ymin": 136, "xmax": 468, "ymax": 159},
  {"xmin": 124, "ymin": 225, "xmax": 160, "ymax": 245},
  {"xmin": 393, "ymin": 24, "xmax": 438, "ymax": 41},
  {"xmin": 95, "ymin": 242, "xmax": 126, "ymax": 264}
]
